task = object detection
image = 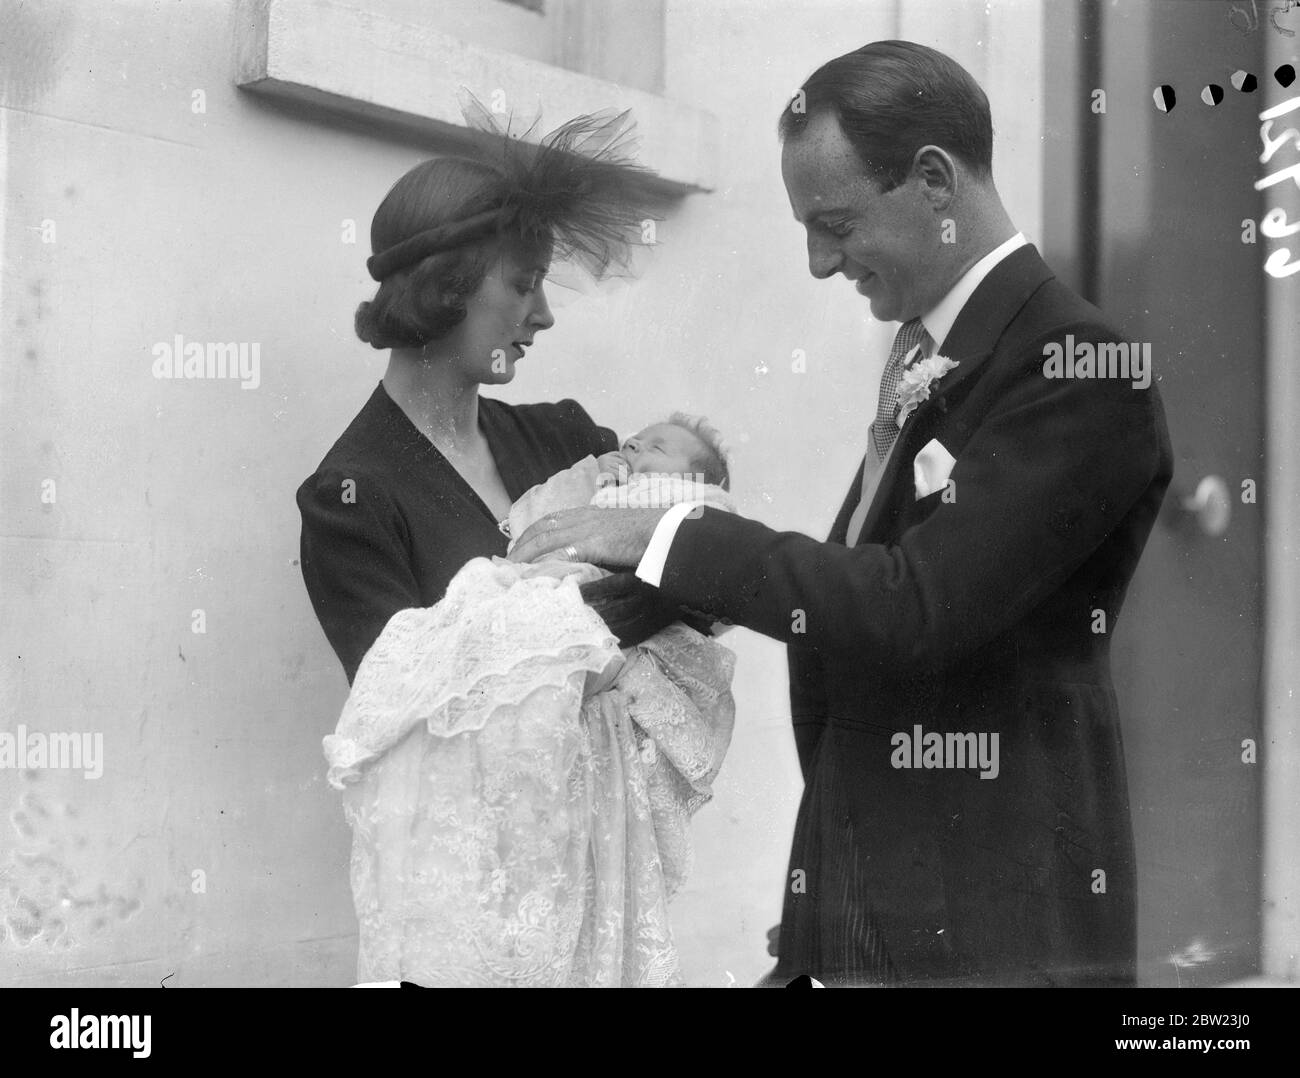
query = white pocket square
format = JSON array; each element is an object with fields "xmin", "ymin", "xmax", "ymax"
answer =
[{"xmin": 913, "ymin": 438, "xmax": 957, "ymax": 500}]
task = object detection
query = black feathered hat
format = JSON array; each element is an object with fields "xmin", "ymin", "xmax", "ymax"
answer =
[{"xmin": 365, "ymin": 95, "xmax": 660, "ymax": 282}]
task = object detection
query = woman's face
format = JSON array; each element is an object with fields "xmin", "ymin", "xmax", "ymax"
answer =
[{"xmin": 435, "ymin": 246, "xmax": 555, "ymax": 385}]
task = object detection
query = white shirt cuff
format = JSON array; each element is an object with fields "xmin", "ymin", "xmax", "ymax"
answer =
[{"xmin": 634, "ymin": 501, "xmax": 703, "ymax": 588}]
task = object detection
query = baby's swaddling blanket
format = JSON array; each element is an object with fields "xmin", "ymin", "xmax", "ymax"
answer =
[{"xmin": 504, "ymin": 455, "xmax": 735, "ymax": 551}]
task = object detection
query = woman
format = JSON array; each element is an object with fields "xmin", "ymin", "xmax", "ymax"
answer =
[
  {"xmin": 297, "ymin": 110, "xmax": 732, "ymax": 986},
  {"xmin": 299, "ymin": 128, "xmax": 617, "ymax": 685}
]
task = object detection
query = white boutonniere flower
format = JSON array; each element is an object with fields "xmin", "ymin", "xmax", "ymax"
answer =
[{"xmin": 896, "ymin": 354, "xmax": 960, "ymax": 426}]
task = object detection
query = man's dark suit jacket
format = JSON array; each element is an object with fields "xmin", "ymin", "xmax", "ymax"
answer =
[{"xmin": 655, "ymin": 245, "xmax": 1173, "ymax": 986}]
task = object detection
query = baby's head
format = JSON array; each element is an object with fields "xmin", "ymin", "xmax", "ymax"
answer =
[{"xmin": 620, "ymin": 413, "xmax": 730, "ymax": 489}]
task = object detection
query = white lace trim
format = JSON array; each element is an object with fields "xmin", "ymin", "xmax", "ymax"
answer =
[
  {"xmin": 323, "ymin": 556, "xmax": 736, "ymax": 987},
  {"xmin": 324, "ymin": 558, "xmax": 619, "ymax": 788}
]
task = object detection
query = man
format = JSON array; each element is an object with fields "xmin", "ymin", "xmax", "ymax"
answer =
[{"xmin": 511, "ymin": 41, "xmax": 1172, "ymax": 987}]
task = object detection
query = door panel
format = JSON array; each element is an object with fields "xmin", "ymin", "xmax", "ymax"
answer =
[{"xmin": 1044, "ymin": 0, "xmax": 1265, "ymax": 986}]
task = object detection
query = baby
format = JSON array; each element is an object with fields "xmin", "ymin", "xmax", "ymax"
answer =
[
  {"xmin": 596, "ymin": 414, "xmax": 729, "ymax": 490},
  {"xmin": 326, "ymin": 411, "xmax": 737, "ymax": 986},
  {"xmin": 504, "ymin": 412, "xmax": 734, "ymax": 546}
]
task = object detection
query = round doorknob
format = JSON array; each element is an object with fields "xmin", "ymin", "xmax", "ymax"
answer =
[{"xmin": 1180, "ymin": 475, "xmax": 1231, "ymax": 537}]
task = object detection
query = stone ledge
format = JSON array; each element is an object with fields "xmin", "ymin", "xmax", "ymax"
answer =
[{"xmin": 234, "ymin": 0, "xmax": 717, "ymax": 194}]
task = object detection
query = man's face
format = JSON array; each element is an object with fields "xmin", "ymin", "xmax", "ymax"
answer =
[{"xmin": 781, "ymin": 110, "xmax": 942, "ymax": 324}]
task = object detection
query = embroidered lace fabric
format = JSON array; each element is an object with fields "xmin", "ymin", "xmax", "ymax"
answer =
[{"xmin": 324, "ymin": 557, "xmax": 735, "ymax": 987}]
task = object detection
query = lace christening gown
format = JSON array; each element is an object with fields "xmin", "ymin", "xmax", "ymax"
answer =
[{"xmin": 324, "ymin": 464, "xmax": 735, "ymax": 987}]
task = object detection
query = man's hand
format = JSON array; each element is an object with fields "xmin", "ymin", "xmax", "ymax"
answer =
[
  {"xmin": 579, "ymin": 572, "xmax": 684, "ymax": 647},
  {"xmin": 506, "ymin": 506, "xmax": 665, "ymax": 568}
]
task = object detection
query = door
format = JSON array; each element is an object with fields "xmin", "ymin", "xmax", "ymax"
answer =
[{"xmin": 1043, "ymin": 0, "xmax": 1266, "ymax": 986}]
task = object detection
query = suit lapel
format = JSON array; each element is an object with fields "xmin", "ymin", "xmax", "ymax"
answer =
[
  {"xmin": 827, "ymin": 456, "xmax": 866, "ymax": 544},
  {"xmin": 853, "ymin": 244, "xmax": 1056, "ymax": 545}
]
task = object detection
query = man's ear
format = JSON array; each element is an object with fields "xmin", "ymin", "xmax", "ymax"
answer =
[{"xmin": 912, "ymin": 145, "xmax": 957, "ymax": 210}]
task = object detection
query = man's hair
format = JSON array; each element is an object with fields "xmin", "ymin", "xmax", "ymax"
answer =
[
  {"xmin": 777, "ymin": 40, "xmax": 994, "ymax": 192},
  {"xmin": 667, "ymin": 412, "xmax": 731, "ymax": 491}
]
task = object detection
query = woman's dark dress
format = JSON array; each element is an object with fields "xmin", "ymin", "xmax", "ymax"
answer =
[{"xmin": 297, "ymin": 381, "xmax": 617, "ymax": 683}]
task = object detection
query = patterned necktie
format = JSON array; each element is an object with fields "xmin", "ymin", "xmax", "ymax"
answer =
[{"xmin": 870, "ymin": 317, "xmax": 929, "ymax": 464}]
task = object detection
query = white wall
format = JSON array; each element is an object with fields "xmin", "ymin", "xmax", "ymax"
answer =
[{"xmin": 0, "ymin": 0, "xmax": 1047, "ymax": 986}]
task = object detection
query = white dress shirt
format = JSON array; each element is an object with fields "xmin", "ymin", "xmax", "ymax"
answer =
[{"xmin": 636, "ymin": 232, "xmax": 1029, "ymax": 587}]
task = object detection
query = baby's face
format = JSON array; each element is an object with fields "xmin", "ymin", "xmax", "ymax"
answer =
[{"xmin": 620, "ymin": 423, "xmax": 705, "ymax": 477}]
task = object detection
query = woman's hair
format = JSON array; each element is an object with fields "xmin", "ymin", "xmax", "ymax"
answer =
[
  {"xmin": 777, "ymin": 40, "xmax": 993, "ymax": 192},
  {"xmin": 355, "ymin": 156, "xmax": 537, "ymax": 350},
  {"xmin": 667, "ymin": 412, "xmax": 732, "ymax": 491}
]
